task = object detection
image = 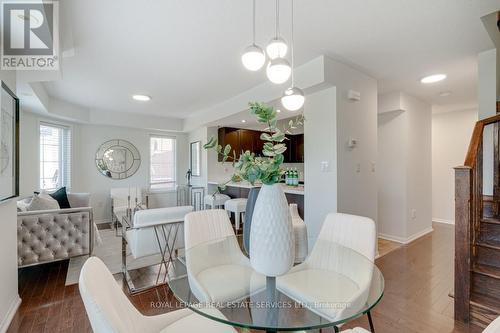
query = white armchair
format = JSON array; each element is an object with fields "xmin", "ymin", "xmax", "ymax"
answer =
[
  {"xmin": 277, "ymin": 213, "xmax": 377, "ymax": 330},
  {"xmin": 184, "ymin": 209, "xmax": 265, "ymax": 303},
  {"xmin": 79, "ymin": 257, "xmax": 236, "ymax": 333}
]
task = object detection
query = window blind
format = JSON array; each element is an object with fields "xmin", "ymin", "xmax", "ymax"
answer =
[
  {"xmin": 150, "ymin": 136, "xmax": 176, "ymax": 189},
  {"xmin": 39, "ymin": 123, "xmax": 72, "ymax": 190}
]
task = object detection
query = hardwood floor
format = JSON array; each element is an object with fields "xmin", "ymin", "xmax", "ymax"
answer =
[{"xmin": 7, "ymin": 223, "xmax": 484, "ymax": 333}]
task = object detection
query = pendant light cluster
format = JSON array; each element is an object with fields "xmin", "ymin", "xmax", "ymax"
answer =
[{"xmin": 241, "ymin": 0, "xmax": 304, "ymax": 111}]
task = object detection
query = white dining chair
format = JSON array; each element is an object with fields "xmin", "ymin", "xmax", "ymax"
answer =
[
  {"xmin": 79, "ymin": 257, "xmax": 236, "ymax": 333},
  {"xmin": 277, "ymin": 213, "xmax": 377, "ymax": 332},
  {"xmin": 184, "ymin": 209, "xmax": 265, "ymax": 303}
]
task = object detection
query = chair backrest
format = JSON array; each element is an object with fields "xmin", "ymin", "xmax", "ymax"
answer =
[
  {"xmin": 317, "ymin": 213, "xmax": 376, "ymax": 261},
  {"xmin": 184, "ymin": 209, "xmax": 236, "ymax": 250},
  {"xmin": 79, "ymin": 257, "xmax": 144, "ymax": 333}
]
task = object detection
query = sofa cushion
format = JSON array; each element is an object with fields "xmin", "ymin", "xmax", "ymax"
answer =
[
  {"xmin": 27, "ymin": 194, "xmax": 60, "ymax": 211},
  {"xmin": 49, "ymin": 187, "xmax": 71, "ymax": 208}
]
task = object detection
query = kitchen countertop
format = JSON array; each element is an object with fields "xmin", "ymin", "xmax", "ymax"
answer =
[{"xmin": 208, "ymin": 181, "xmax": 304, "ymax": 195}]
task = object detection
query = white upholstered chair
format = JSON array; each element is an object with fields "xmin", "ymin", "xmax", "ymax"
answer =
[
  {"xmin": 184, "ymin": 209, "xmax": 265, "ymax": 303},
  {"xmin": 290, "ymin": 203, "xmax": 308, "ymax": 263},
  {"xmin": 204, "ymin": 193, "xmax": 230, "ymax": 209},
  {"xmin": 79, "ymin": 257, "xmax": 236, "ymax": 333},
  {"xmin": 224, "ymin": 198, "xmax": 247, "ymax": 231},
  {"xmin": 277, "ymin": 213, "xmax": 377, "ymax": 331}
]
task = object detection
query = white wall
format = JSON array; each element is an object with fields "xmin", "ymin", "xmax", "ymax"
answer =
[
  {"xmin": 324, "ymin": 57, "xmax": 378, "ymax": 224},
  {"xmin": 432, "ymin": 109, "xmax": 478, "ymax": 224},
  {"xmin": 304, "ymin": 87, "xmax": 337, "ymax": 244},
  {"xmin": 377, "ymin": 110, "xmax": 408, "ymax": 240},
  {"xmin": 377, "ymin": 92, "xmax": 433, "ymax": 243},
  {"xmin": 403, "ymin": 93, "xmax": 432, "ymax": 238},
  {"xmin": 478, "ymin": 49, "xmax": 497, "ymax": 196},
  {"xmin": 0, "ymin": 73, "xmax": 21, "ymax": 333},
  {"xmin": 19, "ymin": 112, "xmax": 188, "ymax": 223}
]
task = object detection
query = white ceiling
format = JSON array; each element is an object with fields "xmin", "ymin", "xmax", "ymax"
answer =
[{"xmin": 42, "ymin": 0, "xmax": 495, "ymax": 119}]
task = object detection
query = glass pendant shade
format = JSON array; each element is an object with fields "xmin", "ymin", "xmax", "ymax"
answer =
[
  {"xmin": 241, "ymin": 44, "xmax": 266, "ymax": 71},
  {"xmin": 266, "ymin": 37, "xmax": 288, "ymax": 59},
  {"xmin": 266, "ymin": 58, "xmax": 291, "ymax": 84},
  {"xmin": 281, "ymin": 86, "xmax": 305, "ymax": 111}
]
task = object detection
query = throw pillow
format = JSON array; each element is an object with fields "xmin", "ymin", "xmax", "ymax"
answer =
[
  {"xmin": 48, "ymin": 187, "xmax": 71, "ymax": 209},
  {"xmin": 26, "ymin": 194, "xmax": 60, "ymax": 211},
  {"xmin": 16, "ymin": 199, "xmax": 30, "ymax": 212}
]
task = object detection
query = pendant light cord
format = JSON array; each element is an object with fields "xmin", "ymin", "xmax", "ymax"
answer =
[
  {"xmin": 290, "ymin": 0, "xmax": 294, "ymax": 85},
  {"xmin": 275, "ymin": 0, "xmax": 279, "ymax": 38},
  {"xmin": 252, "ymin": 0, "xmax": 256, "ymax": 44}
]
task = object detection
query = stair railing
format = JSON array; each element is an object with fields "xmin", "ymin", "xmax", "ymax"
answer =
[{"xmin": 454, "ymin": 113, "xmax": 500, "ymax": 322}]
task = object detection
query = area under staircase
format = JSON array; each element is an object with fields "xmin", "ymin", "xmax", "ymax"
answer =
[{"xmin": 455, "ymin": 102, "xmax": 500, "ymax": 328}]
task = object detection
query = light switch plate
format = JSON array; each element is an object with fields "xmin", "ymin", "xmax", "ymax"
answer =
[{"xmin": 320, "ymin": 161, "xmax": 329, "ymax": 172}]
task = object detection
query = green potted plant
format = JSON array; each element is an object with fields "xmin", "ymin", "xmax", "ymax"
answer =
[{"xmin": 204, "ymin": 102, "xmax": 304, "ymax": 277}]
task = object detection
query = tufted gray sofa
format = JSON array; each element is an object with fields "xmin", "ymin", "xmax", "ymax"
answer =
[{"xmin": 17, "ymin": 193, "xmax": 94, "ymax": 267}]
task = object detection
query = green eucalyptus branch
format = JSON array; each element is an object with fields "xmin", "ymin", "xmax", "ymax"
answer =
[{"xmin": 204, "ymin": 102, "xmax": 304, "ymax": 187}]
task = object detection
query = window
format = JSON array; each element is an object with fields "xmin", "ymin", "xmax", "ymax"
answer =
[
  {"xmin": 39, "ymin": 123, "xmax": 71, "ymax": 190},
  {"xmin": 150, "ymin": 136, "xmax": 176, "ymax": 189}
]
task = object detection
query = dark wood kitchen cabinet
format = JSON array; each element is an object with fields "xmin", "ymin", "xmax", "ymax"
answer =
[{"xmin": 218, "ymin": 127, "xmax": 303, "ymax": 163}]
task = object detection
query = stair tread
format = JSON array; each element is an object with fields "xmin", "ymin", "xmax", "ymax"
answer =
[
  {"xmin": 481, "ymin": 217, "xmax": 500, "ymax": 225},
  {"xmin": 476, "ymin": 241, "xmax": 500, "ymax": 250},
  {"xmin": 473, "ymin": 263, "xmax": 500, "ymax": 279},
  {"xmin": 471, "ymin": 293, "xmax": 500, "ymax": 313}
]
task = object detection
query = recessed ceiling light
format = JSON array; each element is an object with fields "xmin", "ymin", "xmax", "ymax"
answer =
[
  {"xmin": 439, "ymin": 91, "xmax": 452, "ymax": 97},
  {"xmin": 276, "ymin": 109, "xmax": 281, "ymax": 113},
  {"xmin": 420, "ymin": 74, "xmax": 447, "ymax": 84},
  {"xmin": 132, "ymin": 94, "xmax": 151, "ymax": 102},
  {"xmin": 241, "ymin": 119, "xmax": 246, "ymax": 123}
]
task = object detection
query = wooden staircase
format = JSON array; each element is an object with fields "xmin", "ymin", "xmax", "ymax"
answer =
[{"xmin": 455, "ymin": 109, "xmax": 500, "ymax": 327}]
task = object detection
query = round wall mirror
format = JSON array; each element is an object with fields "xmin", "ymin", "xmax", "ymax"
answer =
[{"xmin": 95, "ymin": 139, "xmax": 141, "ymax": 179}]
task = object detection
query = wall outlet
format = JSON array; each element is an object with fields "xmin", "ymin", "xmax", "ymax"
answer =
[
  {"xmin": 320, "ymin": 161, "xmax": 329, "ymax": 172},
  {"xmin": 356, "ymin": 163, "xmax": 361, "ymax": 173},
  {"xmin": 410, "ymin": 209, "xmax": 417, "ymax": 220}
]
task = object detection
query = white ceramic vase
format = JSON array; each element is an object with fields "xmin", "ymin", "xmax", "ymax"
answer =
[{"xmin": 249, "ymin": 183, "xmax": 295, "ymax": 277}]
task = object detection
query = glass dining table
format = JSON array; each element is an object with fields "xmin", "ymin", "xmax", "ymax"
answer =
[{"xmin": 168, "ymin": 236, "xmax": 384, "ymax": 333}]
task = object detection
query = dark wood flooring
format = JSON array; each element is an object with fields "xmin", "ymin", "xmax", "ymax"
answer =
[{"xmin": 7, "ymin": 223, "xmax": 484, "ymax": 333}]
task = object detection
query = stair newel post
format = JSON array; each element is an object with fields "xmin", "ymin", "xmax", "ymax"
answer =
[{"xmin": 454, "ymin": 165, "xmax": 473, "ymax": 323}]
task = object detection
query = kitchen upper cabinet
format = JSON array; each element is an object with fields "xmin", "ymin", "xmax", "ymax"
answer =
[
  {"xmin": 239, "ymin": 129, "xmax": 255, "ymax": 154},
  {"xmin": 217, "ymin": 127, "xmax": 240, "ymax": 162},
  {"xmin": 293, "ymin": 134, "xmax": 304, "ymax": 163},
  {"xmin": 218, "ymin": 127, "xmax": 304, "ymax": 163}
]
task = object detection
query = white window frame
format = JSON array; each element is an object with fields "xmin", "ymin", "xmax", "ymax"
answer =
[
  {"xmin": 149, "ymin": 134, "xmax": 177, "ymax": 190},
  {"xmin": 38, "ymin": 120, "xmax": 73, "ymax": 191}
]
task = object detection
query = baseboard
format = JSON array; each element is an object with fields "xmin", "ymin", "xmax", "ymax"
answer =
[
  {"xmin": 0, "ymin": 296, "xmax": 21, "ymax": 333},
  {"xmin": 379, "ymin": 226, "xmax": 434, "ymax": 245},
  {"xmin": 432, "ymin": 218, "xmax": 454, "ymax": 225}
]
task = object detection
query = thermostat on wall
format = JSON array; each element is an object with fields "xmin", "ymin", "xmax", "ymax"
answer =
[{"xmin": 348, "ymin": 90, "xmax": 361, "ymax": 101}]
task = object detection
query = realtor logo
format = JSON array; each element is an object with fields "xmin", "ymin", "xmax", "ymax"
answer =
[{"xmin": 1, "ymin": 1, "xmax": 59, "ymax": 70}]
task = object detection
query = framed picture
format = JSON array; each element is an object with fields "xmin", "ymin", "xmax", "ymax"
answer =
[
  {"xmin": 0, "ymin": 81, "xmax": 19, "ymax": 202},
  {"xmin": 190, "ymin": 141, "xmax": 201, "ymax": 177}
]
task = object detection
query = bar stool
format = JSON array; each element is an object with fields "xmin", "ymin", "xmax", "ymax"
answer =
[
  {"xmin": 204, "ymin": 193, "xmax": 230, "ymax": 209},
  {"xmin": 224, "ymin": 198, "xmax": 247, "ymax": 231}
]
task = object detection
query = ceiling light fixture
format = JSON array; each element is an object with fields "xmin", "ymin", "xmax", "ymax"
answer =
[
  {"xmin": 266, "ymin": 0, "xmax": 288, "ymax": 59},
  {"xmin": 241, "ymin": 119, "xmax": 247, "ymax": 123},
  {"xmin": 281, "ymin": 0, "xmax": 304, "ymax": 111},
  {"xmin": 420, "ymin": 74, "xmax": 447, "ymax": 84},
  {"xmin": 132, "ymin": 94, "xmax": 151, "ymax": 101},
  {"xmin": 267, "ymin": 57, "xmax": 292, "ymax": 84},
  {"xmin": 265, "ymin": 0, "xmax": 291, "ymax": 84},
  {"xmin": 241, "ymin": 0, "xmax": 265, "ymax": 71},
  {"xmin": 439, "ymin": 91, "xmax": 452, "ymax": 97}
]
